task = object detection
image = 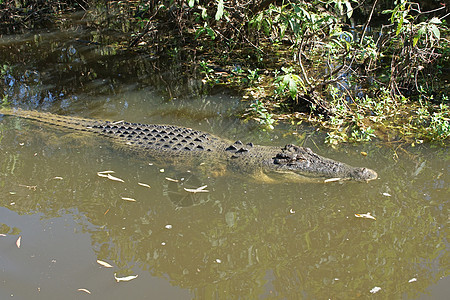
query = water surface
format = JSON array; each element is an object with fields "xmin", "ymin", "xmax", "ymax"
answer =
[{"xmin": 0, "ymin": 15, "xmax": 448, "ymax": 299}]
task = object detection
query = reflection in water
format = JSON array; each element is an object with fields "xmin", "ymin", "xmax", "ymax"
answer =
[
  {"xmin": 0, "ymin": 11, "xmax": 448, "ymax": 300},
  {"xmin": 0, "ymin": 118, "xmax": 448, "ymax": 299}
]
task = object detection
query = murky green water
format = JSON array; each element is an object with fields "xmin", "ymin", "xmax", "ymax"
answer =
[{"xmin": 0, "ymin": 13, "xmax": 448, "ymax": 299}]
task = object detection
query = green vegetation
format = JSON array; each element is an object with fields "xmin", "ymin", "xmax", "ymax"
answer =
[{"xmin": 0, "ymin": 0, "xmax": 448, "ymax": 144}]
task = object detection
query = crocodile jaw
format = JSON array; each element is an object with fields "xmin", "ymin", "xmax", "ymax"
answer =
[{"xmin": 268, "ymin": 144, "xmax": 378, "ymax": 182}]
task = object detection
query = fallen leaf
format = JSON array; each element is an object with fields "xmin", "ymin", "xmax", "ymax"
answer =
[
  {"xmin": 77, "ymin": 288, "xmax": 91, "ymax": 294},
  {"xmin": 16, "ymin": 236, "xmax": 21, "ymax": 248},
  {"xmin": 138, "ymin": 182, "xmax": 151, "ymax": 188},
  {"xmin": 18, "ymin": 184, "xmax": 37, "ymax": 191},
  {"xmin": 324, "ymin": 178, "xmax": 341, "ymax": 183},
  {"xmin": 114, "ymin": 273, "xmax": 138, "ymax": 282},
  {"xmin": 97, "ymin": 171, "xmax": 116, "ymax": 178},
  {"xmin": 121, "ymin": 197, "xmax": 136, "ymax": 202},
  {"xmin": 184, "ymin": 185, "xmax": 209, "ymax": 193},
  {"xmin": 360, "ymin": 151, "xmax": 368, "ymax": 156},
  {"xmin": 96, "ymin": 260, "xmax": 114, "ymax": 268},
  {"xmin": 355, "ymin": 212, "xmax": 376, "ymax": 220},
  {"xmin": 106, "ymin": 174, "xmax": 124, "ymax": 183},
  {"xmin": 165, "ymin": 177, "xmax": 179, "ymax": 183}
]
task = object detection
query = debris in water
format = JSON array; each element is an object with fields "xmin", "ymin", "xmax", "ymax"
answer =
[
  {"xmin": 77, "ymin": 288, "xmax": 91, "ymax": 294},
  {"xmin": 96, "ymin": 260, "xmax": 114, "ymax": 268},
  {"xmin": 184, "ymin": 185, "xmax": 209, "ymax": 193},
  {"xmin": 324, "ymin": 178, "xmax": 341, "ymax": 183},
  {"xmin": 165, "ymin": 177, "xmax": 179, "ymax": 183},
  {"xmin": 114, "ymin": 273, "xmax": 138, "ymax": 282},
  {"xmin": 121, "ymin": 197, "xmax": 136, "ymax": 202},
  {"xmin": 52, "ymin": 177, "xmax": 63, "ymax": 180},
  {"xmin": 215, "ymin": 259, "xmax": 222, "ymax": 263},
  {"xmin": 165, "ymin": 225, "xmax": 172, "ymax": 229},
  {"xmin": 0, "ymin": 234, "xmax": 6, "ymax": 237},
  {"xmin": 369, "ymin": 286, "xmax": 381, "ymax": 294},
  {"xmin": 355, "ymin": 212, "xmax": 376, "ymax": 220},
  {"xmin": 106, "ymin": 174, "xmax": 124, "ymax": 182},
  {"xmin": 97, "ymin": 170, "xmax": 115, "ymax": 178},
  {"xmin": 18, "ymin": 184, "xmax": 37, "ymax": 191},
  {"xmin": 159, "ymin": 168, "xmax": 165, "ymax": 173},
  {"xmin": 16, "ymin": 236, "xmax": 21, "ymax": 248},
  {"xmin": 382, "ymin": 192, "xmax": 392, "ymax": 197},
  {"xmin": 138, "ymin": 182, "xmax": 151, "ymax": 188},
  {"xmin": 408, "ymin": 278, "xmax": 417, "ymax": 283},
  {"xmin": 289, "ymin": 208, "xmax": 295, "ymax": 214}
]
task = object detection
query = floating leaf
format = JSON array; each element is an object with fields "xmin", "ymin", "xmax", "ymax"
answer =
[
  {"xmin": 77, "ymin": 288, "xmax": 91, "ymax": 294},
  {"xmin": 165, "ymin": 177, "xmax": 179, "ymax": 183},
  {"xmin": 355, "ymin": 212, "xmax": 376, "ymax": 220},
  {"xmin": 19, "ymin": 184, "xmax": 36, "ymax": 191},
  {"xmin": 97, "ymin": 260, "xmax": 114, "ymax": 268},
  {"xmin": 97, "ymin": 171, "xmax": 115, "ymax": 178},
  {"xmin": 114, "ymin": 273, "xmax": 138, "ymax": 282},
  {"xmin": 16, "ymin": 236, "xmax": 21, "ymax": 248},
  {"xmin": 138, "ymin": 182, "xmax": 151, "ymax": 188},
  {"xmin": 184, "ymin": 185, "xmax": 209, "ymax": 193},
  {"xmin": 97, "ymin": 170, "xmax": 115, "ymax": 174},
  {"xmin": 324, "ymin": 177, "xmax": 341, "ymax": 183},
  {"xmin": 121, "ymin": 197, "xmax": 136, "ymax": 202},
  {"xmin": 106, "ymin": 174, "xmax": 124, "ymax": 183}
]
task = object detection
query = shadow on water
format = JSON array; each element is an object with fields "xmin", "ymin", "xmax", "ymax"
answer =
[{"xmin": 0, "ymin": 10, "xmax": 448, "ymax": 300}]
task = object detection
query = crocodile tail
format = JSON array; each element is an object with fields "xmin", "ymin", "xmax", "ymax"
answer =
[{"xmin": 0, "ymin": 108, "xmax": 101, "ymax": 132}]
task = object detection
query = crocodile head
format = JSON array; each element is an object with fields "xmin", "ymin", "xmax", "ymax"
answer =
[{"xmin": 266, "ymin": 144, "xmax": 378, "ymax": 182}]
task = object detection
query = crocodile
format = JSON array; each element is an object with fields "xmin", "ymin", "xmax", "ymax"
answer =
[{"xmin": 0, "ymin": 108, "xmax": 377, "ymax": 182}]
